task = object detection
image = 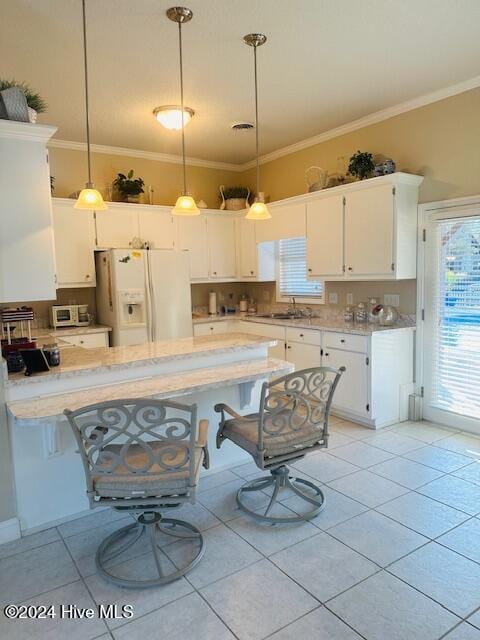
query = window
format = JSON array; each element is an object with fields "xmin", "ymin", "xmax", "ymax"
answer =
[{"xmin": 277, "ymin": 236, "xmax": 323, "ymax": 301}]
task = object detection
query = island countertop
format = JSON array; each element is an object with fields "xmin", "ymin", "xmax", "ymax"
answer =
[{"xmin": 4, "ymin": 333, "xmax": 276, "ymax": 388}]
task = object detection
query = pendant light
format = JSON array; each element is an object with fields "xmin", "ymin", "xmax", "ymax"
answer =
[
  {"xmin": 75, "ymin": 0, "xmax": 107, "ymax": 210},
  {"xmin": 167, "ymin": 6, "xmax": 199, "ymax": 216},
  {"xmin": 244, "ymin": 33, "xmax": 270, "ymax": 220}
]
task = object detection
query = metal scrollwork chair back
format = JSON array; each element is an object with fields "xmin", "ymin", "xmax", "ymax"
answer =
[{"xmin": 215, "ymin": 366, "xmax": 345, "ymax": 524}]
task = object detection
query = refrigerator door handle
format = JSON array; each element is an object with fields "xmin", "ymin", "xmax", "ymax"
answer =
[
  {"xmin": 144, "ymin": 253, "xmax": 154, "ymax": 342},
  {"xmin": 148, "ymin": 254, "xmax": 157, "ymax": 342}
]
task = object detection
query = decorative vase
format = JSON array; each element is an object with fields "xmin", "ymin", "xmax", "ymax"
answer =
[
  {"xmin": 27, "ymin": 107, "xmax": 37, "ymax": 123},
  {"xmin": 225, "ymin": 198, "xmax": 247, "ymax": 211}
]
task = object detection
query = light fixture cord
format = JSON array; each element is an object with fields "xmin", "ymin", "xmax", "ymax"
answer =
[
  {"xmin": 81, "ymin": 0, "xmax": 92, "ymax": 185},
  {"xmin": 253, "ymin": 43, "xmax": 260, "ymax": 198},
  {"xmin": 178, "ymin": 21, "xmax": 187, "ymax": 195}
]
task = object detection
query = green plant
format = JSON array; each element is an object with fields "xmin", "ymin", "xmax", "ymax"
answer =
[
  {"xmin": 347, "ymin": 150, "xmax": 375, "ymax": 180},
  {"xmin": 221, "ymin": 186, "xmax": 250, "ymax": 200},
  {"xmin": 113, "ymin": 170, "xmax": 145, "ymax": 198},
  {"xmin": 0, "ymin": 79, "xmax": 47, "ymax": 113}
]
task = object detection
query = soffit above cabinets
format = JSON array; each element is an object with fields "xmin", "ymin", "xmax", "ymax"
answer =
[{"xmin": 2, "ymin": 0, "xmax": 480, "ymax": 164}]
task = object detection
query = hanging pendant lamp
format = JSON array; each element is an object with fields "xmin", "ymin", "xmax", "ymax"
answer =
[
  {"xmin": 244, "ymin": 33, "xmax": 270, "ymax": 220},
  {"xmin": 167, "ymin": 6, "xmax": 199, "ymax": 216},
  {"xmin": 75, "ymin": 0, "xmax": 107, "ymax": 210}
]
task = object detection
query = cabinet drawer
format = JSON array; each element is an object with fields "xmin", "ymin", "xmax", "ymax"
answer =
[
  {"xmin": 62, "ymin": 332, "xmax": 109, "ymax": 349},
  {"xmin": 193, "ymin": 322, "xmax": 228, "ymax": 336},
  {"xmin": 242, "ymin": 322, "xmax": 286, "ymax": 340},
  {"xmin": 285, "ymin": 327, "xmax": 321, "ymax": 346},
  {"xmin": 324, "ymin": 332, "xmax": 367, "ymax": 353}
]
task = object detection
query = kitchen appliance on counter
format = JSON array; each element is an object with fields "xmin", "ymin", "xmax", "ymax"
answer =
[
  {"xmin": 1, "ymin": 307, "xmax": 37, "ymax": 369},
  {"xmin": 50, "ymin": 304, "xmax": 90, "ymax": 328},
  {"xmin": 95, "ymin": 249, "xmax": 192, "ymax": 346}
]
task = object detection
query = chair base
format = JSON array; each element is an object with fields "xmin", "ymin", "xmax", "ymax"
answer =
[
  {"xmin": 95, "ymin": 511, "xmax": 205, "ymax": 588},
  {"xmin": 236, "ymin": 465, "xmax": 325, "ymax": 524}
]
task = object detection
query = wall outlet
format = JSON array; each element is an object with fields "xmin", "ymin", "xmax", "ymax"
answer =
[
  {"xmin": 384, "ymin": 294, "xmax": 400, "ymax": 307},
  {"xmin": 328, "ymin": 292, "xmax": 338, "ymax": 304},
  {"xmin": 346, "ymin": 293, "xmax": 354, "ymax": 305}
]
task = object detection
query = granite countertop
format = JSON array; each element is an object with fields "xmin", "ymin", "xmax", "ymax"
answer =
[
  {"xmin": 5, "ymin": 332, "xmax": 276, "ymax": 387},
  {"xmin": 192, "ymin": 312, "xmax": 416, "ymax": 335},
  {"xmin": 8, "ymin": 357, "xmax": 293, "ymax": 422},
  {"xmin": 35, "ymin": 324, "xmax": 111, "ymax": 338}
]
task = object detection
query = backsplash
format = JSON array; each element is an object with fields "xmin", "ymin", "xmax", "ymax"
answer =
[{"xmin": 1, "ymin": 288, "xmax": 97, "ymax": 330}]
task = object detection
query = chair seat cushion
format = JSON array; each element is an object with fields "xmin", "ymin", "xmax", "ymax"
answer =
[
  {"xmin": 92, "ymin": 441, "xmax": 204, "ymax": 499},
  {"xmin": 222, "ymin": 411, "xmax": 326, "ymax": 458}
]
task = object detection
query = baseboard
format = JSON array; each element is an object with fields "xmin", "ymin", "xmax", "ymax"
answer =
[{"xmin": 0, "ymin": 518, "xmax": 21, "ymax": 544}]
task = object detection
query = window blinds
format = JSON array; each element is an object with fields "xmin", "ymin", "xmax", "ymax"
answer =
[
  {"xmin": 278, "ymin": 237, "xmax": 323, "ymax": 298},
  {"xmin": 432, "ymin": 216, "xmax": 480, "ymax": 419}
]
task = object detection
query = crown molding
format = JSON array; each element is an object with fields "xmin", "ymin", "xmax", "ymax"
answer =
[
  {"xmin": 47, "ymin": 74, "xmax": 480, "ymax": 174},
  {"xmin": 238, "ymin": 74, "xmax": 480, "ymax": 171},
  {"xmin": 0, "ymin": 120, "xmax": 57, "ymax": 142},
  {"xmin": 47, "ymin": 139, "xmax": 243, "ymax": 172}
]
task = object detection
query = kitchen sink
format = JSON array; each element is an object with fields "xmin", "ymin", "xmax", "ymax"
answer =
[{"xmin": 252, "ymin": 313, "xmax": 298, "ymax": 320}]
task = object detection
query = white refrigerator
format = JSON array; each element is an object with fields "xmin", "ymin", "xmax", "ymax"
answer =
[{"xmin": 96, "ymin": 249, "xmax": 193, "ymax": 346}]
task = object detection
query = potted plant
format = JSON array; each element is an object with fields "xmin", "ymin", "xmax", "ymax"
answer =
[
  {"xmin": 0, "ymin": 79, "xmax": 47, "ymax": 123},
  {"xmin": 113, "ymin": 170, "xmax": 145, "ymax": 203},
  {"xmin": 347, "ymin": 150, "xmax": 375, "ymax": 180},
  {"xmin": 219, "ymin": 186, "xmax": 250, "ymax": 211}
]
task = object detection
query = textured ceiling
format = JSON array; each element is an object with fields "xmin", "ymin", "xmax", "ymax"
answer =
[{"xmin": 2, "ymin": 0, "xmax": 480, "ymax": 164}]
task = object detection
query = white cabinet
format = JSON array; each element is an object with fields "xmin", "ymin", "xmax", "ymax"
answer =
[
  {"xmin": 285, "ymin": 327, "xmax": 321, "ymax": 370},
  {"xmin": 344, "ymin": 185, "xmax": 394, "ymax": 278},
  {"xmin": 176, "ymin": 216, "xmax": 209, "ymax": 279},
  {"xmin": 52, "ymin": 199, "xmax": 96, "ymax": 288},
  {"xmin": 238, "ymin": 321, "xmax": 286, "ymax": 360},
  {"xmin": 236, "ymin": 219, "xmax": 276, "ymax": 281},
  {"xmin": 0, "ymin": 121, "xmax": 57, "ymax": 302},
  {"xmin": 255, "ymin": 202, "xmax": 306, "ymax": 243},
  {"xmin": 324, "ymin": 347, "xmax": 369, "ymax": 417},
  {"xmin": 193, "ymin": 322, "xmax": 230, "ymax": 337},
  {"xmin": 306, "ymin": 195, "xmax": 344, "ymax": 277},
  {"xmin": 207, "ymin": 215, "xmax": 236, "ymax": 279},
  {"xmin": 61, "ymin": 332, "xmax": 109, "ymax": 349},
  {"xmin": 138, "ymin": 207, "xmax": 174, "ymax": 249},
  {"xmin": 95, "ymin": 207, "xmax": 139, "ymax": 249}
]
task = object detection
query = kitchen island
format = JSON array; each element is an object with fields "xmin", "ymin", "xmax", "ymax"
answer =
[{"xmin": 3, "ymin": 333, "xmax": 292, "ymax": 533}]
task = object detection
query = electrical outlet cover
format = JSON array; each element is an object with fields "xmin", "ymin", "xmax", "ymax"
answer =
[
  {"xmin": 328, "ymin": 292, "xmax": 338, "ymax": 304},
  {"xmin": 384, "ymin": 294, "xmax": 400, "ymax": 307}
]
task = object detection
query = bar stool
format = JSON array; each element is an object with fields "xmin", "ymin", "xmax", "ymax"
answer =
[
  {"xmin": 215, "ymin": 366, "xmax": 344, "ymax": 524},
  {"xmin": 65, "ymin": 398, "xmax": 209, "ymax": 588}
]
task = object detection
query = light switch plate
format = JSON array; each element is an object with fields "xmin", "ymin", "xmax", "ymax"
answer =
[
  {"xmin": 346, "ymin": 293, "xmax": 354, "ymax": 305},
  {"xmin": 384, "ymin": 294, "xmax": 400, "ymax": 307},
  {"xmin": 328, "ymin": 292, "xmax": 338, "ymax": 304}
]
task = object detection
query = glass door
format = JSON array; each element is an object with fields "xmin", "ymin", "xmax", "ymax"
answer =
[{"xmin": 423, "ymin": 209, "xmax": 480, "ymax": 434}]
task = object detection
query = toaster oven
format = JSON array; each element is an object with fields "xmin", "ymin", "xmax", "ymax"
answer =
[{"xmin": 50, "ymin": 305, "xmax": 79, "ymax": 328}]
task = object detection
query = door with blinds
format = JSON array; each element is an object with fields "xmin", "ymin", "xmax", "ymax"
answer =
[{"xmin": 423, "ymin": 205, "xmax": 480, "ymax": 434}]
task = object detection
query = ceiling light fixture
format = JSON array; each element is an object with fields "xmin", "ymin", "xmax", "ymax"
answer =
[
  {"xmin": 244, "ymin": 33, "xmax": 270, "ymax": 221},
  {"xmin": 75, "ymin": 0, "xmax": 107, "ymax": 211},
  {"xmin": 153, "ymin": 105, "xmax": 195, "ymax": 130},
  {"xmin": 167, "ymin": 6, "xmax": 199, "ymax": 216}
]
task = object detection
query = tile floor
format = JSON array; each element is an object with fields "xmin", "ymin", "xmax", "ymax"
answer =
[{"xmin": 1, "ymin": 417, "xmax": 480, "ymax": 640}]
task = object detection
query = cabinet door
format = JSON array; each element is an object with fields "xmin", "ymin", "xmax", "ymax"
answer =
[
  {"xmin": 176, "ymin": 216, "xmax": 209, "ymax": 279},
  {"xmin": 138, "ymin": 210, "xmax": 174, "ymax": 248},
  {"xmin": 324, "ymin": 348, "xmax": 368, "ymax": 416},
  {"xmin": 193, "ymin": 322, "xmax": 229, "ymax": 337},
  {"xmin": 237, "ymin": 218, "xmax": 257, "ymax": 278},
  {"xmin": 207, "ymin": 216, "xmax": 236, "ymax": 278},
  {"xmin": 255, "ymin": 203, "xmax": 306, "ymax": 243},
  {"xmin": 238, "ymin": 321, "xmax": 285, "ymax": 359},
  {"xmin": 344, "ymin": 185, "xmax": 394, "ymax": 277},
  {"xmin": 306, "ymin": 196, "xmax": 344, "ymax": 277},
  {"xmin": 52, "ymin": 201, "xmax": 96, "ymax": 287},
  {"xmin": 61, "ymin": 332, "xmax": 109, "ymax": 348},
  {"xmin": 286, "ymin": 341, "xmax": 321, "ymax": 371},
  {"xmin": 95, "ymin": 209, "xmax": 139, "ymax": 248}
]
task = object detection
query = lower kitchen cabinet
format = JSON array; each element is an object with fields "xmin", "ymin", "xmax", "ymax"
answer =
[
  {"xmin": 193, "ymin": 322, "xmax": 230, "ymax": 337},
  {"xmin": 238, "ymin": 320, "xmax": 286, "ymax": 360},
  {"xmin": 323, "ymin": 348, "xmax": 369, "ymax": 417},
  {"xmin": 61, "ymin": 332, "xmax": 109, "ymax": 348},
  {"xmin": 286, "ymin": 340, "xmax": 321, "ymax": 370}
]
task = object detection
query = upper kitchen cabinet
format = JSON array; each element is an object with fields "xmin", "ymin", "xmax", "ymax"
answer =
[
  {"xmin": 0, "ymin": 121, "xmax": 57, "ymax": 302},
  {"xmin": 52, "ymin": 198, "xmax": 96, "ymax": 288},
  {"xmin": 306, "ymin": 173, "xmax": 423, "ymax": 281},
  {"xmin": 207, "ymin": 214, "xmax": 236, "ymax": 279},
  {"xmin": 176, "ymin": 215, "xmax": 209, "ymax": 279},
  {"xmin": 255, "ymin": 201, "xmax": 306, "ymax": 243},
  {"xmin": 236, "ymin": 217, "xmax": 275, "ymax": 281},
  {"xmin": 306, "ymin": 195, "xmax": 344, "ymax": 278},
  {"xmin": 95, "ymin": 203, "xmax": 139, "ymax": 249},
  {"xmin": 137, "ymin": 206, "xmax": 175, "ymax": 249}
]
